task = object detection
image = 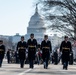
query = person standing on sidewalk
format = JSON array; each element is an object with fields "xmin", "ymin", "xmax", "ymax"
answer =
[
  {"xmin": 0, "ymin": 40, "xmax": 5, "ymax": 67},
  {"xmin": 6, "ymin": 49, "xmax": 11, "ymax": 64},
  {"xmin": 36, "ymin": 44, "xmax": 42, "ymax": 65}
]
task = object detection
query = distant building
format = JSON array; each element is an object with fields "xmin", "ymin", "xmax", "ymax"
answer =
[
  {"xmin": 11, "ymin": 33, "xmax": 21, "ymax": 44},
  {"xmin": 8, "ymin": 33, "xmax": 21, "ymax": 50},
  {"xmin": 25, "ymin": 4, "xmax": 46, "ymax": 44}
]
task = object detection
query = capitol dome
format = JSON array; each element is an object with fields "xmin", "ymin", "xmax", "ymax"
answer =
[{"xmin": 29, "ymin": 5, "xmax": 44, "ymax": 27}]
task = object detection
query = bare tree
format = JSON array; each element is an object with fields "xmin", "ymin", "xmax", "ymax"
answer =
[{"xmin": 38, "ymin": 0, "xmax": 76, "ymax": 39}]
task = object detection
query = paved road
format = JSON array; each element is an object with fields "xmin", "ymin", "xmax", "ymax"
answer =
[{"xmin": 0, "ymin": 59, "xmax": 76, "ymax": 75}]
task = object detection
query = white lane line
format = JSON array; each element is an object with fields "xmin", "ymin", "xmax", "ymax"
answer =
[
  {"xmin": 18, "ymin": 69, "xmax": 32, "ymax": 75},
  {"xmin": 18, "ymin": 65, "xmax": 38, "ymax": 75}
]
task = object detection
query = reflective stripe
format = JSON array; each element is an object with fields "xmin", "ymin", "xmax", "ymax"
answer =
[
  {"xmin": 18, "ymin": 47, "xmax": 25, "ymax": 49},
  {"xmin": 28, "ymin": 45, "xmax": 36, "ymax": 48},
  {"xmin": 62, "ymin": 47, "xmax": 70, "ymax": 50},
  {"xmin": 0, "ymin": 49, "xmax": 3, "ymax": 51},
  {"xmin": 42, "ymin": 47, "xmax": 50, "ymax": 49}
]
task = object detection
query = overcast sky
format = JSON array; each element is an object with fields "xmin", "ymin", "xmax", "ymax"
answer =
[{"xmin": 0, "ymin": 0, "xmax": 36, "ymax": 36}]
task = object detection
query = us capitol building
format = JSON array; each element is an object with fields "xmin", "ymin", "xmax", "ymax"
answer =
[{"xmin": 25, "ymin": 5, "xmax": 46, "ymax": 44}]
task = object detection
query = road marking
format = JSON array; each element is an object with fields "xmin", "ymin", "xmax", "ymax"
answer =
[
  {"xmin": 18, "ymin": 69, "xmax": 32, "ymax": 75},
  {"xmin": 18, "ymin": 65, "xmax": 38, "ymax": 75}
]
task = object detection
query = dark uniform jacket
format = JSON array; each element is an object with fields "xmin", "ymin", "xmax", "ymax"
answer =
[
  {"xmin": 0, "ymin": 44, "xmax": 5, "ymax": 59},
  {"xmin": 41, "ymin": 40, "xmax": 52, "ymax": 60},
  {"xmin": 17, "ymin": 41, "xmax": 27, "ymax": 60},
  {"xmin": 60, "ymin": 41, "xmax": 72, "ymax": 61},
  {"xmin": 27, "ymin": 39, "xmax": 37, "ymax": 60}
]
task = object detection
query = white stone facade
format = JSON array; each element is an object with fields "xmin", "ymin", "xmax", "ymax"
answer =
[{"xmin": 25, "ymin": 5, "xmax": 46, "ymax": 44}]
